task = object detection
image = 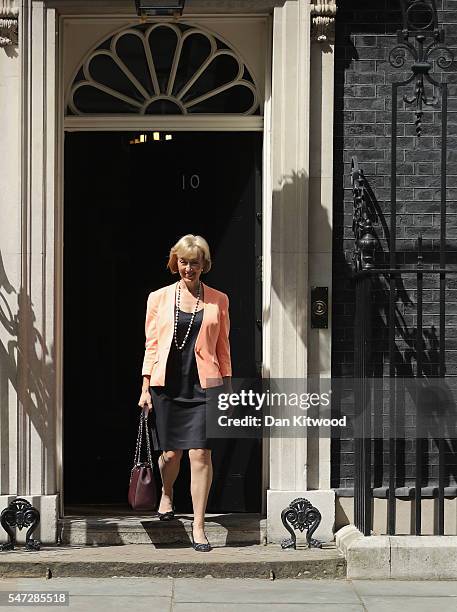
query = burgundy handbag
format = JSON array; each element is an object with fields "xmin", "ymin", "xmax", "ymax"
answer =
[{"xmin": 128, "ymin": 408, "xmax": 158, "ymax": 511}]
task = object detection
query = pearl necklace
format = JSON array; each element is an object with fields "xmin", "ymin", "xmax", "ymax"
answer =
[{"xmin": 173, "ymin": 281, "xmax": 202, "ymax": 350}]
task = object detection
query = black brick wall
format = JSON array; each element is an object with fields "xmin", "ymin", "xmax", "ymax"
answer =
[{"xmin": 331, "ymin": 0, "xmax": 457, "ymax": 490}]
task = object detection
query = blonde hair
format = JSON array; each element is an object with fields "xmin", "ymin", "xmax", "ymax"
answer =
[{"xmin": 167, "ymin": 234, "xmax": 212, "ymax": 274}]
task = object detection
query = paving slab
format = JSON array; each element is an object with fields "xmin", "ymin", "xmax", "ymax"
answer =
[
  {"xmin": 0, "ymin": 598, "xmax": 170, "ymax": 612},
  {"xmin": 360, "ymin": 597, "xmax": 457, "ymax": 612},
  {"xmin": 173, "ymin": 606, "xmax": 363, "ymax": 611},
  {"xmin": 0, "ymin": 576, "xmax": 173, "ymax": 596},
  {"xmin": 0, "ymin": 543, "xmax": 345, "ymax": 579},
  {"xmin": 352, "ymin": 579, "xmax": 457, "ymax": 597},
  {"xmin": 173, "ymin": 578, "xmax": 360, "ymax": 604},
  {"xmin": 0, "ymin": 577, "xmax": 455, "ymax": 612}
]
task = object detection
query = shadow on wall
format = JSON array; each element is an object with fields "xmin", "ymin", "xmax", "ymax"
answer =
[
  {"xmin": 0, "ymin": 250, "xmax": 55, "ymax": 496},
  {"xmin": 332, "ymin": 152, "xmax": 457, "ymax": 490},
  {"xmin": 357, "ymin": 174, "xmax": 457, "ymax": 491},
  {"xmin": 268, "ymin": 168, "xmax": 332, "ymax": 368}
]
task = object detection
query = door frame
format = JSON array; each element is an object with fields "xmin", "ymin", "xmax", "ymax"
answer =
[{"xmin": 57, "ymin": 13, "xmax": 273, "ymax": 518}]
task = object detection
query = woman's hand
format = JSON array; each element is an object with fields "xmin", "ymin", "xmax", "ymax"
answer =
[{"xmin": 138, "ymin": 388, "xmax": 153, "ymax": 411}]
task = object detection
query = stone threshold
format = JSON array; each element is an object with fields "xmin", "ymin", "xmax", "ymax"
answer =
[
  {"xmin": 58, "ymin": 513, "xmax": 268, "ymax": 546},
  {"xmin": 0, "ymin": 543, "xmax": 346, "ymax": 579}
]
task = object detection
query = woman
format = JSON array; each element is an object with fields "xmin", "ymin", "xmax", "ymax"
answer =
[{"xmin": 138, "ymin": 234, "xmax": 232, "ymax": 552}]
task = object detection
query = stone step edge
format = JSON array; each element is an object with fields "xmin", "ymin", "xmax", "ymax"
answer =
[
  {"xmin": 58, "ymin": 523, "xmax": 266, "ymax": 531},
  {"xmin": 59, "ymin": 535, "xmax": 265, "ymax": 542},
  {"xmin": 59, "ymin": 526, "xmax": 266, "ymax": 544},
  {"xmin": 59, "ymin": 537, "xmax": 266, "ymax": 545},
  {"xmin": 58, "ymin": 520, "xmax": 267, "ymax": 544},
  {"xmin": 0, "ymin": 558, "xmax": 346, "ymax": 579},
  {"xmin": 58, "ymin": 518, "xmax": 267, "ymax": 526}
]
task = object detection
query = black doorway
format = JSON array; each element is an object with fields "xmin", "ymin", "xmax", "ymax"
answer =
[{"xmin": 63, "ymin": 131, "xmax": 262, "ymax": 513}]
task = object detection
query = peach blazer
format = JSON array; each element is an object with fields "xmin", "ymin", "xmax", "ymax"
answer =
[{"xmin": 142, "ymin": 281, "xmax": 232, "ymax": 389}]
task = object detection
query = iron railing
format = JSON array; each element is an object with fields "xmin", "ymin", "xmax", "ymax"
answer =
[{"xmin": 351, "ymin": 0, "xmax": 455, "ymax": 536}]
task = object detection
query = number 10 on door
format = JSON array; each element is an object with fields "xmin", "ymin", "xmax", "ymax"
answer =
[{"xmin": 182, "ymin": 174, "xmax": 200, "ymax": 190}]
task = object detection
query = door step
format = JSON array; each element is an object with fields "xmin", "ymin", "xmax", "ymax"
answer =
[
  {"xmin": 59, "ymin": 513, "xmax": 267, "ymax": 546},
  {"xmin": 0, "ymin": 543, "xmax": 345, "ymax": 579}
]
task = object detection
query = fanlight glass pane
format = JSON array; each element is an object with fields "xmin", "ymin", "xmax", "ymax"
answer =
[
  {"xmin": 148, "ymin": 26, "xmax": 179, "ymax": 93},
  {"xmin": 115, "ymin": 33, "xmax": 154, "ymax": 96},
  {"xmin": 145, "ymin": 99, "xmax": 182, "ymax": 114},
  {"xmin": 67, "ymin": 23, "xmax": 260, "ymax": 115},
  {"xmin": 88, "ymin": 55, "xmax": 144, "ymax": 102},
  {"xmin": 172, "ymin": 33, "xmax": 212, "ymax": 96},
  {"xmin": 242, "ymin": 67, "xmax": 254, "ymax": 84},
  {"xmin": 182, "ymin": 54, "xmax": 240, "ymax": 104},
  {"xmin": 188, "ymin": 85, "xmax": 255, "ymax": 114},
  {"xmin": 73, "ymin": 86, "xmax": 139, "ymax": 114}
]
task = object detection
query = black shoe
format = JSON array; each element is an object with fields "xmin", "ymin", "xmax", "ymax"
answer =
[
  {"xmin": 157, "ymin": 505, "xmax": 175, "ymax": 521},
  {"xmin": 190, "ymin": 522, "xmax": 212, "ymax": 552}
]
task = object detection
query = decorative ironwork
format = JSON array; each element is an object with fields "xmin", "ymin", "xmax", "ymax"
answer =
[
  {"xmin": 351, "ymin": 2, "xmax": 453, "ymax": 537},
  {"xmin": 0, "ymin": 498, "xmax": 41, "ymax": 551},
  {"xmin": 351, "ymin": 156, "xmax": 378, "ymax": 273},
  {"xmin": 280, "ymin": 497, "xmax": 322, "ymax": 550},
  {"xmin": 310, "ymin": 1, "xmax": 337, "ymax": 43},
  {"xmin": 389, "ymin": 0, "xmax": 454, "ymax": 136}
]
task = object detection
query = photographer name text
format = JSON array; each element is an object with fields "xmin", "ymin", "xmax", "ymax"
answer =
[{"xmin": 217, "ymin": 415, "xmax": 346, "ymax": 427}]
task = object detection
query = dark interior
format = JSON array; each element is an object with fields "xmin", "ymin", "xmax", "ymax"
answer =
[{"xmin": 63, "ymin": 131, "xmax": 263, "ymax": 513}]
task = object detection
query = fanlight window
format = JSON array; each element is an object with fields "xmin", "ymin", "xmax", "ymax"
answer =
[{"xmin": 67, "ymin": 23, "xmax": 260, "ymax": 115}]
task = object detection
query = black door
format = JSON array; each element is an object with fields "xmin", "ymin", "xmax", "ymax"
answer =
[{"xmin": 63, "ymin": 131, "xmax": 262, "ymax": 512}]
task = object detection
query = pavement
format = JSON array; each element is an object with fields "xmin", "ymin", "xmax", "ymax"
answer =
[{"xmin": 0, "ymin": 577, "xmax": 457, "ymax": 611}]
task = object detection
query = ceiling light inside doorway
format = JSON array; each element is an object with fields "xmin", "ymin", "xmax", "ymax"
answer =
[
  {"xmin": 134, "ymin": 0, "xmax": 185, "ymax": 17},
  {"xmin": 129, "ymin": 133, "xmax": 148, "ymax": 145},
  {"xmin": 129, "ymin": 132, "xmax": 172, "ymax": 144}
]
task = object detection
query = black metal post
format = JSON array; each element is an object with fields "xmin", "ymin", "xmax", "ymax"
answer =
[
  {"xmin": 438, "ymin": 82, "xmax": 448, "ymax": 535},
  {"xmin": 415, "ymin": 235, "xmax": 423, "ymax": 535}
]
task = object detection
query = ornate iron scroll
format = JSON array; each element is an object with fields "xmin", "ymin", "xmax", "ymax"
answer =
[
  {"xmin": 351, "ymin": 156, "xmax": 378, "ymax": 273},
  {"xmin": 0, "ymin": 498, "xmax": 41, "ymax": 551},
  {"xmin": 389, "ymin": 0, "xmax": 454, "ymax": 136},
  {"xmin": 280, "ymin": 497, "xmax": 322, "ymax": 550}
]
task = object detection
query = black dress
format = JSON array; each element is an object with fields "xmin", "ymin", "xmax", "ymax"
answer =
[{"xmin": 149, "ymin": 308, "xmax": 212, "ymax": 450}]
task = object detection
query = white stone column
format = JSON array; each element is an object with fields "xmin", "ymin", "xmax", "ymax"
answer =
[
  {"xmin": 307, "ymin": 0, "xmax": 336, "ymax": 492},
  {"xmin": 266, "ymin": 0, "xmax": 336, "ymax": 544},
  {"xmin": 0, "ymin": 0, "xmax": 58, "ymax": 545},
  {"xmin": 0, "ymin": 0, "xmax": 21, "ymax": 507}
]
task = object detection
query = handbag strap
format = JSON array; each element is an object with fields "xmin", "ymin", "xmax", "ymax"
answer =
[{"xmin": 133, "ymin": 409, "xmax": 153, "ymax": 467}]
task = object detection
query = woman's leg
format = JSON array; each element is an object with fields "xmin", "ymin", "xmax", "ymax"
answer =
[
  {"xmin": 188, "ymin": 448, "xmax": 213, "ymax": 542},
  {"xmin": 158, "ymin": 449, "xmax": 183, "ymax": 513}
]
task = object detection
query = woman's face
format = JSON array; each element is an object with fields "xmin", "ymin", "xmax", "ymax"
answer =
[{"xmin": 177, "ymin": 251, "xmax": 204, "ymax": 283}]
